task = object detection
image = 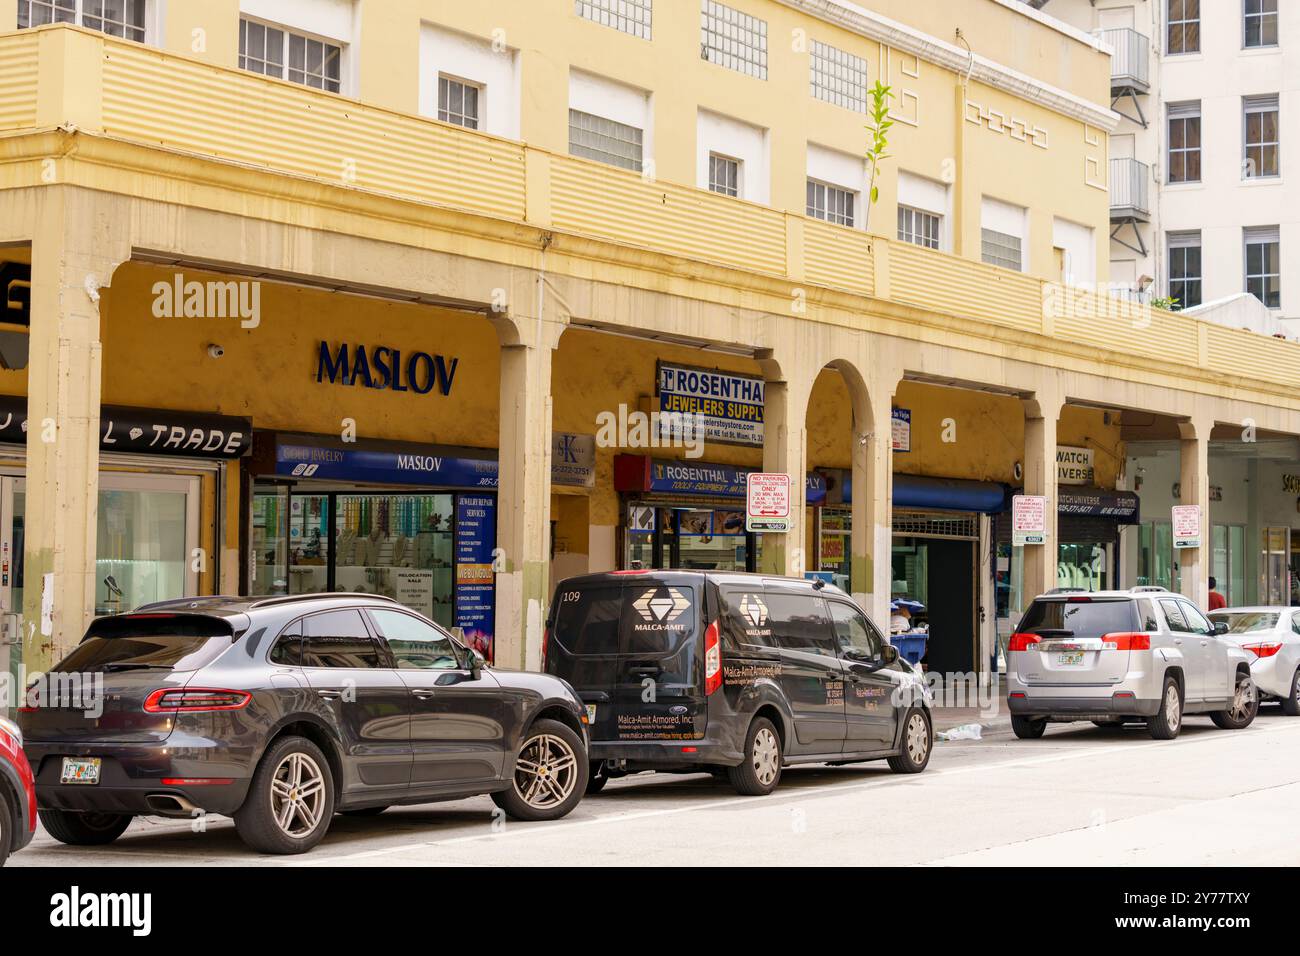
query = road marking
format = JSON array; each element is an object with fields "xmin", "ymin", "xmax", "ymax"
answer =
[{"xmin": 286, "ymin": 719, "xmax": 1300, "ymax": 866}]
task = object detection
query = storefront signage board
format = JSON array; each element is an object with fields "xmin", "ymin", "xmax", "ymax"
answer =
[
  {"xmin": 1012, "ymin": 494, "xmax": 1048, "ymax": 545},
  {"xmin": 0, "ymin": 397, "xmax": 251, "ymax": 459},
  {"xmin": 638, "ymin": 458, "xmax": 826, "ymax": 504},
  {"xmin": 454, "ymin": 494, "xmax": 496, "ymax": 661},
  {"xmin": 892, "ymin": 408, "xmax": 911, "ymax": 453},
  {"xmin": 656, "ymin": 361, "xmax": 764, "ymax": 447},
  {"xmin": 746, "ymin": 472, "xmax": 791, "ymax": 533},
  {"xmin": 1056, "ymin": 446, "xmax": 1095, "ymax": 485},
  {"xmin": 1172, "ymin": 504, "xmax": 1201, "ymax": 549}
]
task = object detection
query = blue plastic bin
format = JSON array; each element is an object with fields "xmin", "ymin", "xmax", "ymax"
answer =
[{"xmin": 891, "ymin": 633, "xmax": 928, "ymax": 666}]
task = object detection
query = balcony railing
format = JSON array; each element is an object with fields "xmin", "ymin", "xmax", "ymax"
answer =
[
  {"xmin": 1096, "ymin": 27, "xmax": 1150, "ymax": 93},
  {"xmin": 7, "ymin": 25, "xmax": 1300, "ymax": 394},
  {"xmin": 1109, "ymin": 157, "xmax": 1150, "ymax": 220}
]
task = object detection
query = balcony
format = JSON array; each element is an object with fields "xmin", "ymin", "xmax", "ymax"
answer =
[
  {"xmin": 1109, "ymin": 158, "xmax": 1150, "ymax": 221},
  {"xmin": 5, "ymin": 25, "xmax": 1300, "ymax": 395},
  {"xmin": 1097, "ymin": 28, "xmax": 1150, "ymax": 95}
]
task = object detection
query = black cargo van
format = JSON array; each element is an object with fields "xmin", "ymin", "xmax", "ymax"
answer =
[{"xmin": 543, "ymin": 571, "xmax": 933, "ymax": 795}]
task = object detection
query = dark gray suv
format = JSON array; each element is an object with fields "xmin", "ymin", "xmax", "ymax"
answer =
[{"xmin": 20, "ymin": 594, "xmax": 589, "ymax": 854}]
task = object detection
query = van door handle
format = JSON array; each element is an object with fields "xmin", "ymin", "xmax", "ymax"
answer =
[
  {"xmin": 316, "ymin": 689, "xmax": 342, "ymax": 700},
  {"xmin": 411, "ymin": 689, "xmax": 436, "ymax": 700},
  {"xmin": 627, "ymin": 662, "xmax": 662, "ymax": 677}
]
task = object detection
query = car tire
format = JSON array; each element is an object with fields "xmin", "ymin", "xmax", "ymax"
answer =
[
  {"xmin": 585, "ymin": 760, "xmax": 609, "ymax": 794},
  {"xmin": 0, "ymin": 786, "xmax": 11, "ymax": 867},
  {"xmin": 887, "ymin": 708, "xmax": 933, "ymax": 774},
  {"xmin": 1282, "ymin": 669, "xmax": 1300, "ymax": 717},
  {"xmin": 1011, "ymin": 715, "xmax": 1047, "ymax": 740},
  {"xmin": 339, "ymin": 806, "xmax": 387, "ymax": 817},
  {"xmin": 1147, "ymin": 676, "xmax": 1183, "ymax": 740},
  {"xmin": 1211, "ymin": 672, "xmax": 1259, "ymax": 730},
  {"xmin": 233, "ymin": 735, "xmax": 336, "ymax": 855},
  {"xmin": 38, "ymin": 808, "xmax": 132, "ymax": 847},
  {"xmin": 727, "ymin": 717, "xmax": 783, "ymax": 796},
  {"xmin": 492, "ymin": 718, "xmax": 587, "ymax": 822}
]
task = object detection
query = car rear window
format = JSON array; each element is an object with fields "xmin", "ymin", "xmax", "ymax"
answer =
[
  {"xmin": 1213, "ymin": 611, "xmax": 1278, "ymax": 634},
  {"xmin": 56, "ymin": 614, "xmax": 236, "ymax": 674},
  {"xmin": 1018, "ymin": 599, "xmax": 1139, "ymax": 638},
  {"xmin": 552, "ymin": 586, "xmax": 623, "ymax": 656}
]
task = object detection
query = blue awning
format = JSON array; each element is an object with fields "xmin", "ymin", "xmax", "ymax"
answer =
[{"xmin": 836, "ymin": 474, "xmax": 1009, "ymax": 513}]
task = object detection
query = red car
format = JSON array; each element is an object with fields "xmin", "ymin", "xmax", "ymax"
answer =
[{"xmin": 0, "ymin": 714, "xmax": 36, "ymax": 866}]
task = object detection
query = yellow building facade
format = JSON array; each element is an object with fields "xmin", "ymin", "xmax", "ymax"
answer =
[{"xmin": 1, "ymin": 2, "xmax": 1299, "ymax": 684}]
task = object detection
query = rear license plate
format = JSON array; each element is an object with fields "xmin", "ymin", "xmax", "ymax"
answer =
[
  {"xmin": 585, "ymin": 704, "xmax": 598, "ymax": 724},
  {"xmin": 60, "ymin": 756, "xmax": 101, "ymax": 785},
  {"xmin": 1057, "ymin": 652, "xmax": 1085, "ymax": 666}
]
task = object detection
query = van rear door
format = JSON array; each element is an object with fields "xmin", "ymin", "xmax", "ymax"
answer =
[{"xmin": 546, "ymin": 579, "xmax": 706, "ymax": 744}]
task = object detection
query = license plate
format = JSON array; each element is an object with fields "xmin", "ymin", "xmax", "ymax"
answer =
[
  {"xmin": 585, "ymin": 704, "xmax": 598, "ymax": 724},
  {"xmin": 1057, "ymin": 652, "xmax": 1085, "ymax": 666},
  {"xmin": 60, "ymin": 756, "xmax": 101, "ymax": 785}
]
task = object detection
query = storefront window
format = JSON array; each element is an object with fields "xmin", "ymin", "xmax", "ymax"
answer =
[
  {"xmin": 96, "ymin": 485, "xmax": 191, "ymax": 615},
  {"xmin": 1057, "ymin": 543, "xmax": 1108, "ymax": 591},
  {"xmin": 288, "ymin": 493, "xmax": 331, "ymax": 597},
  {"xmin": 891, "ymin": 540, "xmax": 929, "ymax": 607},
  {"xmin": 818, "ymin": 509, "xmax": 851, "ymax": 591},
  {"xmin": 623, "ymin": 503, "xmax": 752, "ymax": 571},
  {"xmin": 1137, "ymin": 522, "xmax": 1174, "ymax": 591}
]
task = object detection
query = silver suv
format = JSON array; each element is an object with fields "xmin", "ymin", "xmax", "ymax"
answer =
[{"xmin": 1007, "ymin": 588, "xmax": 1258, "ymax": 740}]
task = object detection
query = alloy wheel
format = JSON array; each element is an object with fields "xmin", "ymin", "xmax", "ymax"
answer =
[
  {"xmin": 751, "ymin": 727, "xmax": 780, "ymax": 786},
  {"xmin": 1165, "ymin": 683, "xmax": 1181, "ymax": 733},
  {"xmin": 514, "ymin": 733, "xmax": 579, "ymax": 810},
  {"xmin": 269, "ymin": 752, "xmax": 328, "ymax": 839},
  {"xmin": 1229, "ymin": 677, "xmax": 1257, "ymax": 723},
  {"xmin": 905, "ymin": 713, "xmax": 929, "ymax": 764}
]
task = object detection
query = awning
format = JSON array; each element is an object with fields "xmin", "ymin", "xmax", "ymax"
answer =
[
  {"xmin": 613, "ymin": 455, "xmax": 828, "ymax": 505},
  {"xmin": 1056, "ymin": 487, "xmax": 1141, "ymax": 523},
  {"xmin": 833, "ymin": 472, "xmax": 1009, "ymax": 513}
]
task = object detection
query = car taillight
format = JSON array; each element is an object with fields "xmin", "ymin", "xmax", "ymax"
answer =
[
  {"xmin": 1008, "ymin": 633, "xmax": 1041, "ymax": 652},
  {"xmin": 143, "ymin": 689, "xmax": 252, "ymax": 713},
  {"xmin": 1243, "ymin": 642, "xmax": 1283, "ymax": 658},
  {"xmin": 703, "ymin": 620, "xmax": 722, "ymax": 695},
  {"xmin": 1100, "ymin": 632, "xmax": 1151, "ymax": 651}
]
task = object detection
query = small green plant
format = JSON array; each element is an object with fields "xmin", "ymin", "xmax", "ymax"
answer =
[
  {"xmin": 863, "ymin": 81, "xmax": 894, "ymax": 232},
  {"xmin": 1150, "ymin": 295, "xmax": 1180, "ymax": 311}
]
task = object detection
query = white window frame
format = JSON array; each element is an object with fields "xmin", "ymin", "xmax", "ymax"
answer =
[
  {"xmin": 575, "ymin": 0, "xmax": 652, "ymax": 40},
  {"xmin": 1167, "ymin": 230, "xmax": 1203, "ymax": 309},
  {"xmin": 1167, "ymin": 101, "xmax": 1202, "ymax": 184},
  {"xmin": 437, "ymin": 74, "xmax": 483, "ymax": 130},
  {"xmin": 1167, "ymin": 0, "xmax": 1200, "ymax": 55},
  {"xmin": 1243, "ymin": 95, "xmax": 1280, "ymax": 179},
  {"xmin": 708, "ymin": 152, "xmax": 741, "ymax": 197},
  {"xmin": 897, "ymin": 205, "xmax": 941, "ymax": 250},
  {"xmin": 17, "ymin": 0, "xmax": 153, "ymax": 43},
  {"xmin": 1244, "ymin": 226, "xmax": 1281, "ymax": 309},
  {"xmin": 980, "ymin": 197, "xmax": 1028, "ymax": 272},
  {"xmin": 806, "ymin": 179, "xmax": 856, "ymax": 227},
  {"xmin": 569, "ymin": 109, "xmax": 644, "ymax": 172},
  {"xmin": 239, "ymin": 15, "xmax": 346, "ymax": 94},
  {"xmin": 1243, "ymin": 0, "xmax": 1278, "ymax": 49}
]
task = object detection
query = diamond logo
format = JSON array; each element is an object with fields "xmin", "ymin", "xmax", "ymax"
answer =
[
  {"xmin": 633, "ymin": 587, "xmax": 690, "ymax": 623},
  {"xmin": 739, "ymin": 594, "xmax": 768, "ymax": 627}
]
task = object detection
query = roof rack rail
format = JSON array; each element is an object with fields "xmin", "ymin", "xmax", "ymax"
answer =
[
  {"xmin": 131, "ymin": 595, "xmax": 244, "ymax": 612},
  {"xmin": 247, "ymin": 592, "xmax": 401, "ymax": 609},
  {"xmin": 1130, "ymin": 586, "xmax": 1168, "ymax": 592}
]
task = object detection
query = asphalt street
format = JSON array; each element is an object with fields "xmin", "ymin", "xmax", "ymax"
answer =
[{"xmin": 12, "ymin": 706, "xmax": 1300, "ymax": 867}]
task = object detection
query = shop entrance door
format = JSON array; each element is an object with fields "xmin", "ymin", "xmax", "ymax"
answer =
[{"xmin": 0, "ymin": 476, "xmax": 23, "ymax": 695}]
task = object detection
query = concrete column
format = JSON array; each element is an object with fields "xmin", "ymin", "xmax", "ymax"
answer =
[
  {"xmin": 851, "ymin": 379, "xmax": 896, "ymax": 632},
  {"xmin": 1021, "ymin": 388, "xmax": 1064, "ymax": 600},
  {"xmin": 758, "ymin": 374, "xmax": 811, "ymax": 577},
  {"xmin": 494, "ymin": 311, "xmax": 563, "ymax": 671},
  {"xmin": 23, "ymin": 187, "xmax": 129, "ymax": 672},
  {"xmin": 1177, "ymin": 417, "xmax": 1213, "ymax": 607}
]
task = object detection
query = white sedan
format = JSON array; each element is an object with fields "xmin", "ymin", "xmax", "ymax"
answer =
[{"xmin": 1208, "ymin": 606, "xmax": 1300, "ymax": 714}]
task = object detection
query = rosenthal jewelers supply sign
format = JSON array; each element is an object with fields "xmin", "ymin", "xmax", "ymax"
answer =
[
  {"xmin": 657, "ymin": 362, "xmax": 764, "ymax": 446},
  {"xmin": 746, "ymin": 472, "xmax": 791, "ymax": 533},
  {"xmin": 1172, "ymin": 504, "xmax": 1201, "ymax": 549},
  {"xmin": 1012, "ymin": 495, "xmax": 1047, "ymax": 545}
]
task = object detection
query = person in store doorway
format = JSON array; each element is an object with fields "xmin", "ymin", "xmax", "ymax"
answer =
[{"xmin": 1207, "ymin": 577, "xmax": 1227, "ymax": 612}]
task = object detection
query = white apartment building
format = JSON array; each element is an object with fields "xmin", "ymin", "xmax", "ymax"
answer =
[{"xmin": 1040, "ymin": 0, "xmax": 1298, "ymax": 334}]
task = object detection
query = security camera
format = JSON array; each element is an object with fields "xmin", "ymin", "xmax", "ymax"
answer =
[
  {"xmin": 1013, "ymin": 461, "xmax": 1024, "ymax": 482},
  {"xmin": 207, "ymin": 343, "xmax": 225, "ymax": 359}
]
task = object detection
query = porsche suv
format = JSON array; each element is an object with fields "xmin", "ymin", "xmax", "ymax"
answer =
[
  {"xmin": 20, "ymin": 594, "xmax": 589, "ymax": 855},
  {"xmin": 1007, "ymin": 588, "xmax": 1258, "ymax": 740}
]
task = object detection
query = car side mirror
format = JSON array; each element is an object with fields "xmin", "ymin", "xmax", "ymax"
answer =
[
  {"xmin": 465, "ymin": 646, "xmax": 486, "ymax": 677},
  {"xmin": 881, "ymin": 644, "xmax": 899, "ymax": 665},
  {"xmin": 1213, "ymin": 621, "xmax": 1229, "ymax": 636}
]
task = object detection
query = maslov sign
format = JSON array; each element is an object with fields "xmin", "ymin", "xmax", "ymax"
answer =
[{"xmin": 0, "ymin": 396, "xmax": 250, "ymax": 458}]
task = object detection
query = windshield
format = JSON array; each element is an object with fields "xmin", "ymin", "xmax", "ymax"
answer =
[
  {"xmin": 1018, "ymin": 599, "xmax": 1139, "ymax": 638},
  {"xmin": 55, "ymin": 615, "xmax": 235, "ymax": 674},
  {"xmin": 1210, "ymin": 612, "xmax": 1279, "ymax": 635}
]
